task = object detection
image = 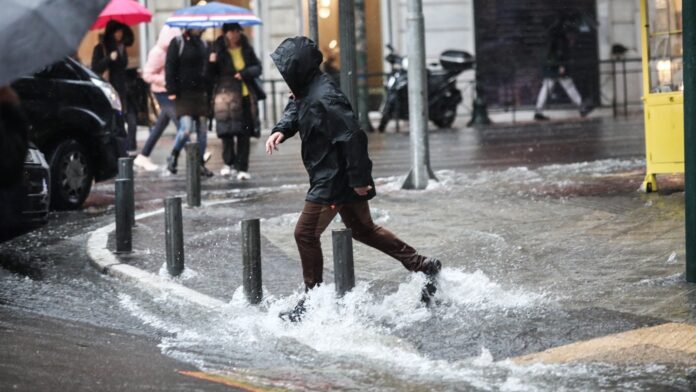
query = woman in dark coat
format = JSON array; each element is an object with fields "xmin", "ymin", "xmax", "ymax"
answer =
[
  {"xmin": 165, "ymin": 28, "xmax": 212, "ymax": 177},
  {"xmin": 91, "ymin": 21, "xmax": 137, "ymax": 152},
  {"xmin": 209, "ymin": 23, "xmax": 262, "ymax": 181}
]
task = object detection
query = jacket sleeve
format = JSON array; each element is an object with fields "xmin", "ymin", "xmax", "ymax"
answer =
[
  {"xmin": 165, "ymin": 38, "xmax": 180, "ymax": 95},
  {"xmin": 91, "ymin": 44, "xmax": 109, "ymax": 75},
  {"xmin": 326, "ymin": 101, "xmax": 372, "ymax": 188},
  {"xmin": 271, "ymin": 99, "xmax": 298, "ymax": 140}
]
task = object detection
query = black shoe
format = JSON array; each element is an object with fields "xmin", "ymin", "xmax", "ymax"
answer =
[
  {"xmin": 534, "ymin": 113, "xmax": 550, "ymax": 121},
  {"xmin": 199, "ymin": 165, "xmax": 214, "ymax": 178},
  {"xmin": 422, "ymin": 258, "xmax": 442, "ymax": 277},
  {"xmin": 279, "ymin": 298, "xmax": 306, "ymax": 323},
  {"xmin": 166, "ymin": 154, "xmax": 178, "ymax": 174},
  {"xmin": 579, "ymin": 105, "xmax": 594, "ymax": 117}
]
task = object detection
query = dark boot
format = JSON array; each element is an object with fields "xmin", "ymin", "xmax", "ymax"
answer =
[
  {"xmin": 167, "ymin": 152, "xmax": 179, "ymax": 174},
  {"xmin": 279, "ymin": 298, "xmax": 306, "ymax": 323},
  {"xmin": 420, "ymin": 258, "xmax": 442, "ymax": 306},
  {"xmin": 199, "ymin": 163, "xmax": 214, "ymax": 178}
]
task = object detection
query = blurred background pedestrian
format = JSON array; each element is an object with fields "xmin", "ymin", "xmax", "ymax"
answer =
[
  {"xmin": 91, "ymin": 20, "xmax": 137, "ymax": 150},
  {"xmin": 134, "ymin": 25, "xmax": 181, "ymax": 172},
  {"xmin": 209, "ymin": 22, "xmax": 262, "ymax": 181},
  {"xmin": 165, "ymin": 28, "xmax": 213, "ymax": 177}
]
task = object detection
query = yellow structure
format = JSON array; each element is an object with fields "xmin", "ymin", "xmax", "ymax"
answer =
[{"xmin": 640, "ymin": 0, "xmax": 684, "ymax": 192}]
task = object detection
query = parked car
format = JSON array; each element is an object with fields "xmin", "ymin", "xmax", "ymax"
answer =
[
  {"xmin": 11, "ymin": 57, "xmax": 126, "ymax": 209},
  {"xmin": 0, "ymin": 143, "xmax": 50, "ymax": 240}
]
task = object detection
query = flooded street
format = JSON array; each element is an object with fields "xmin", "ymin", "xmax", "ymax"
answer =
[{"xmin": 2, "ymin": 117, "xmax": 695, "ymax": 391}]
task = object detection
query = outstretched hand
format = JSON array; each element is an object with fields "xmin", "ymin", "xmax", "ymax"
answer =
[
  {"xmin": 265, "ymin": 132, "xmax": 285, "ymax": 155},
  {"xmin": 353, "ymin": 185, "xmax": 373, "ymax": 196}
]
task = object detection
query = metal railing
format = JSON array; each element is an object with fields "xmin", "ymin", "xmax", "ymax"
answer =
[{"xmin": 258, "ymin": 57, "xmax": 643, "ymax": 129}]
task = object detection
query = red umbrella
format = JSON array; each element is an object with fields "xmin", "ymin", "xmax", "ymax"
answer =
[{"xmin": 91, "ymin": 0, "xmax": 152, "ymax": 30}]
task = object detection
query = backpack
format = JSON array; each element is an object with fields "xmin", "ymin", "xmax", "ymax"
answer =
[{"xmin": 174, "ymin": 35, "xmax": 208, "ymax": 58}]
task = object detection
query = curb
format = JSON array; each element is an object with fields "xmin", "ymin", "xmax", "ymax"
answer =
[{"xmin": 86, "ymin": 199, "xmax": 247, "ymax": 311}]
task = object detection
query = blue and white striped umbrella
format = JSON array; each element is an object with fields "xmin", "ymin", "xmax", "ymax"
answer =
[{"xmin": 165, "ymin": 1, "xmax": 261, "ymax": 29}]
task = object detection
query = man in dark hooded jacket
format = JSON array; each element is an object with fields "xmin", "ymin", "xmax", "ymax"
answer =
[{"xmin": 266, "ymin": 37, "xmax": 442, "ymax": 318}]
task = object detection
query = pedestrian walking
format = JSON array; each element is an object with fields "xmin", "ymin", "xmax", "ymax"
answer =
[
  {"xmin": 165, "ymin": 28, "xmax": 213, "ymax": 177},
  {"xmin": 92, "ymin": 21, "xmax": 137, "ymax": 151},
  {"xmin": 134, "ymin": 25, "xmax": 181, "ymax": 172},
  {"xmin": 209, "ymin": 23, "xmax": 262, "ymax": 181},
  {"xmin": 265, "ymin": 37, "xmax": 442, "ymax": 321},
  {"xmin": 534, "ymin": 13, "xmax": 593, "ymax": 121}
]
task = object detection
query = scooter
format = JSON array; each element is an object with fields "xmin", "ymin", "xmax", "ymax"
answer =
[{"xmin": 378, "ymin": 44, "xmax": 475, "ymax": 131}]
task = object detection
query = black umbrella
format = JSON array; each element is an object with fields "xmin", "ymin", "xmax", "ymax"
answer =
[{"xmin": 1, "ymin": 0, "xmax": 110, "ymax": 86}]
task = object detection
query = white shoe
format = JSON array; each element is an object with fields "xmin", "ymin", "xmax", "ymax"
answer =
[
  {"xmin": 203, "ymin": 151, "xmax": 212, "ymax": 163},
  {"xmin": 133, "ymin": 154, "xmax": 159, "ymax": 171},
  {"xmin": 220, "ymin": 165, "xmax": 233, "ymax": 176},
  {"xmin": 237, "ymin": 171, "xmax": 251, "ymax": 181}
]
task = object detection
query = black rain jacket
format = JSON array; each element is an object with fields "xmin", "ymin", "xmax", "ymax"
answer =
[{"xmin": 270, "ymin": 36, "xmax": 375, "ymax": 205}]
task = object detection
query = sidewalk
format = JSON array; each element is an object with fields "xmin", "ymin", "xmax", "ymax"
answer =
[{"xmin": 91, "ymin": 113, "xmax": 696, "ymax": 391}]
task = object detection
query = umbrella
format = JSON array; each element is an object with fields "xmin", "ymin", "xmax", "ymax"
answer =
[
  {"xmin": 165, "ymin": 1, "xmax": 261, "ymax": 29},
  {"xmin": 1, "ymin": 0, "xmax": 110, "ymax": 86},
  {"xmin": 91, "ymin": 0, "xmax": 152, "ymax": 30}
]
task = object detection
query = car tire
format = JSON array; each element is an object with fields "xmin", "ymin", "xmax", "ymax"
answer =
[{"xmin": 49, "ymin": 139, "xmax": 93, "ymax": 210}]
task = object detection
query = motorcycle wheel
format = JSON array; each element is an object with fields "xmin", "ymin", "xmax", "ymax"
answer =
[{"xmin": 433, "ymin": 108, "xmax": 457, "ymax": 129}]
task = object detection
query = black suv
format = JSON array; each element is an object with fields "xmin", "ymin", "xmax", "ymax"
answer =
[{"xmin": 12, "ymin": 57, "xmax": 126, "ymax": 209}]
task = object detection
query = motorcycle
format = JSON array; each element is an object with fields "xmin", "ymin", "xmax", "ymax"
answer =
[{"xmin": 378, "ymin": 44, "xmax": 475, "ymax": 131}]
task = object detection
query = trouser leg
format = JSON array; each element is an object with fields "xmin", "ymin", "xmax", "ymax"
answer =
[
  {"xmin": 235, "ymin": 135, "xmax": 250, "ymax": 172},
  {"xmin": 193, "ymin": 117, "xmax": 206, "ymax": 161},
  {"xmin": 535, "ymin": 78, "xmax": 555, "ymax": 113},
  {"xmin": 559, "ymin": 77, "xmax": 583, "ymax": 107},
  {"xmin": 222, "ymin": 138, "xmax": 235, "ymax": 166},
  {"xmin": 142, "ymin": 93, "xmax": 175, "ymax": 157},
  {"xmin": 294, "ymin": 201, "xmax": 339, "ymax": 289},
  {"xmin": 172, "ymin": 115, "xmax": 192, "ymax": 154},
  {"xmin": 339, "ymin": 201, "xmax": 428, "ymax": 272},
  {"xmin": 126, "ymin": 99, "xmax": 138, "ymax": 151}
]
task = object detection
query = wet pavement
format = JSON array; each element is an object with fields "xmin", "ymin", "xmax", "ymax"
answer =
[{"xmin": 2, "ymin": 114, "xmax": 696, "ymax": 391}]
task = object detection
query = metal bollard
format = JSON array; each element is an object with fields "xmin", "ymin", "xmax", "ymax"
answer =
[
  {"xmin": 332, "ymin": 229, "xmax": 355, "ymax": 296},
  {"xmin": 115, "ymin": 179, "xmax": 132, "ymax": 253},
  {"xmin": 118, "ymin": 157, "xmax": 135, "ymax": 227},
  {"xmin": 241, "ymin": 219, "xmax": 262, "ymax": 304},
  {"xmin": 165, "ymin": 197, "xmax": 184, "ymax": 277},
  {"xmin": 186, "ymin": 143, "xmax": 201, "ymax": 207}
]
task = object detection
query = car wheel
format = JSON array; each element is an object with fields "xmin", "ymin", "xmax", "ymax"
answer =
[{"xmin": 49, "ymin": 140, "xmax": 93, "ymax": 210}]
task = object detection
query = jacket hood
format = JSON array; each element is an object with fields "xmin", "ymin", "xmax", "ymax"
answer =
[
  {"xmin": 104, "ymin": 20, "xmax": 134, "ymax": 47},
  {"xmin": 270, "ymin": 36, "xmax": 322, "ymax": 96},
  {"xmin": 156, "ymin": 25, "xmax": 181, "ymax": 50}
]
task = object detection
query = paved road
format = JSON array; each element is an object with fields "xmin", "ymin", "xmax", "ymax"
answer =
[{"xmin": 0, "ymin": 115, "xmax": 656, "ymax": 391}]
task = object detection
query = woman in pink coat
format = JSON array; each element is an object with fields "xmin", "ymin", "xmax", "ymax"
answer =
[{"xmin": 134, "ymin": 26, "xmax": 181, "ymax": 171}]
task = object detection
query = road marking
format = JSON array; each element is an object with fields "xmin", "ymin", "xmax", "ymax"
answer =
[
  {"xmin": 514, "ymin": 322, "xmax": 696, "ymax": 366},
  {"xmin": 179, "ymin": 371, "xmax": 283, "ymax": 391}
]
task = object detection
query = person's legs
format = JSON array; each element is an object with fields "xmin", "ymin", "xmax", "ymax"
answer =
[
  {"xmin": 535, "ymin": 78, "xmax": 555, "ymax": 114},
  {"xmin": 167, "ymin": 115, "xmax": 191, "ymax": 174},
  {"xmin": 559, "ymin": 77, "xmax": 583, "ymax": 107},
  {"xmin": 338, "ymin": 200, "xmax": 429, "ymax": 272},
  {"xmin": 125, "ymin": 98, "xmax": 138, "ymax": 152},
  {"xmin": 294, "ymin": 202, "xmax": 340, "ymax": 289},
  {"xmin": 141, "ymin": 93, "xmax": 178, "ymax": 157}
]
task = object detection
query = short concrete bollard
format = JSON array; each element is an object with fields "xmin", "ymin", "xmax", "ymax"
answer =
[
  {"xmin": 332, "ymin": 229, "xmax": 355, "ymax": 296},
  {"xmin": 242, "ymin": 219, "xmax": 262, "ymax": 304},
  {"xmin": 115, "ymin": 179, "xmax": 132, "ymax": 253},
  {"xmin": 185, "ymin": 143, "xmax": 201, "ymax": 208},
  {"xmin": 165, "ymin": 197, "xmax": 184, "ymax": 277},
  {"xmin": 117, "ymin": 157, "xmax": 135, "ymax": 227}
]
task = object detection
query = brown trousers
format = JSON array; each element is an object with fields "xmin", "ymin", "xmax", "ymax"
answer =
[{"xmin": 294, "ymin": 200, "xmax": 427, "ymax": 288}]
